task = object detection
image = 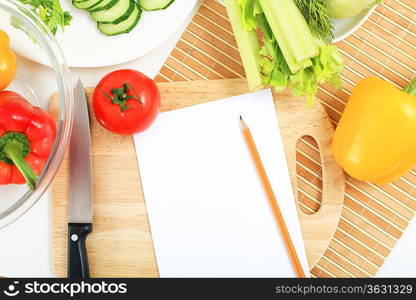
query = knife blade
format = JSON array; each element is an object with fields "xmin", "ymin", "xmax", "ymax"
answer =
[{"xmin": 67, "ymin": 79, "xmax": 93, "ymax": 279}]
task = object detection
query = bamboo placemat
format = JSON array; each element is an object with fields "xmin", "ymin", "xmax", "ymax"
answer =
[{"xmin": 155, "ymin": 0, "xmax": 416, "ymax": 278}]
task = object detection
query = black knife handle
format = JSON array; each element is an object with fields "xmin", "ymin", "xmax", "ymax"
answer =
[{"xmin": 68, "ymin": 223, "xmax": 92, "ymax": 279}]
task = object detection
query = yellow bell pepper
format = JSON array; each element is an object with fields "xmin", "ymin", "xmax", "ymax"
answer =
[
  {"xmin": 333, "ymin": 77, "xmax": 416, "ymax": 184},
  {"xmin": 0, "ymin": 30, "xmax": 16, "ymax": 91}
]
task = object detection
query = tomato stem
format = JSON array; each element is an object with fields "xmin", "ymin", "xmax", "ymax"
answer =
[{"xmin": 103, "ymin": 83, "xmax": 144, "ymax": 111}]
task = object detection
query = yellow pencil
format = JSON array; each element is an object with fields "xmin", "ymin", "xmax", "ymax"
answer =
[{"xmin": 240, "ymin": 116, "xmax": 305, "ymax": 278}]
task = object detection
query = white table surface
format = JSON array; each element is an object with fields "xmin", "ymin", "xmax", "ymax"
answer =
[
  {"xmin": 376, "ymin": 215, "xmax": 416, "ymax": 278},
  {"xmin": 0, "ymin": 2, "xmax": 201, "ymax": 277}
]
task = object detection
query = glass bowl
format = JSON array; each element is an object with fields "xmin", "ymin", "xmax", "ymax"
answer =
[{"xmin": 0, "ymin": 0, "xmax": 73, "ymax": 228}]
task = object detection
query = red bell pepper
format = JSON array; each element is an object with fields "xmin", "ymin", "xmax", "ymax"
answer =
[{"xmin": 0, "ymin": 91, "xmax": 56, "ymax": 190}]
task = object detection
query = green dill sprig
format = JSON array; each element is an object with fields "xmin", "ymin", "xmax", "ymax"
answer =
[{"xmin": 295, "ymin": 0, "xmax": 334, "ymax": 44}]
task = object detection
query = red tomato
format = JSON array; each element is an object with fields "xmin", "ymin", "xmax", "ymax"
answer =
[{"xmin": 92, "ymin": 69, "xmax": 160, "ymax": 135}]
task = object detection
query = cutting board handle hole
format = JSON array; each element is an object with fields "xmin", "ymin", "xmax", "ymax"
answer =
[{"xmin": 296, "ymin": 136, "xmax": 323, "ymax": 215}]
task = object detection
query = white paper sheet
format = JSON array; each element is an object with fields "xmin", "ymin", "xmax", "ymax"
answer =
[
  {"xmin": 377, "ymin": 215, "xmax": 416, "ymax": 277},
  {"xmin": 134, "ymin": 89, "xmax": 309, "ymax": 277}
]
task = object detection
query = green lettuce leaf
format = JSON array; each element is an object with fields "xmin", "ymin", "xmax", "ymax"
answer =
[
  {"xmin": 314, "ymin": 44, "xmax": 344, "ymax": 87},
  {"xmin": 18, "ymin": 0, "xmax": 72, "ymax": 35},
  {"xmin": 238, "ymin": 0, "xmax": 262, "ymax": 31},
  {"xmin": 290, "ymin": 44, "xmax": 344, "ymax": 105},
  {"xmin": 290, "ymin": 68, "xmax": 318, "ymax": 106}
]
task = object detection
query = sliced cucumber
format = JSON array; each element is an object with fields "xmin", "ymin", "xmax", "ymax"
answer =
[
  {"xmin": 72, "ymin": 0, "xmax": 103, "ymax": 10},
  {"xmin": 91, "ymin": 0, "xmax": 134, "ymax": 24},
  {"xmin": 72, "ymin": 0, "xmax": 89, "ymax": 3},
  {"xmin": 139, "ymin": 0, "xmax": 175, "ymax": 11},
  {"xmin": 88, "ymin": 0, "xmax": 118, "ymax": 12},
  {"xmin": 98, "ymin": 4, "xmax": 142, "ymax": 36}
]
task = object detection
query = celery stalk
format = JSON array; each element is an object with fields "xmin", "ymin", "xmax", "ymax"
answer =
[
  {"xmin": 225, "ymin": 0, "xmax": 344, "ymax": 104},
  {"xmin": 224, "ymin": 0, "xmax": 263, "ymax": 91},
  {"xmin": 259, "ymin": 0, "xmax": 319, "ymax": 68},
  {"xmin": 257, "ymin": 0, "xmax": 301, "ymax": 73}
]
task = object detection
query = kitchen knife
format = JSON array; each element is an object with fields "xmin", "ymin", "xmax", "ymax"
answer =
[{"xmin": 68, "ymin": 79, "xmax": 93, "ymax": 279}]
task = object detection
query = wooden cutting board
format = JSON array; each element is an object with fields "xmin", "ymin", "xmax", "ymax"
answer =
[{"xmin": 49, "ymin": 78, "xmax": 344, "ymax": 277}]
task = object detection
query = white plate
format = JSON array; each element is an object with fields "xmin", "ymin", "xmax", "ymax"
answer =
[
  {"xmin": 10, "ymin": 0, "xmax": 199, "ymax": 67},
  {"xmin": 333, "ymin": 6, "xmax": 377, "ymax": 43}
]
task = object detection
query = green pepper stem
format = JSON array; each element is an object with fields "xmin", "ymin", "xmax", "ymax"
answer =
[
  {"xmin": 403, "ymin": 78, "xmax": 416, "ymax": 96},
  {"xmin": 1, "ymin": 134, "xmax": 37, "ymax": 191}
]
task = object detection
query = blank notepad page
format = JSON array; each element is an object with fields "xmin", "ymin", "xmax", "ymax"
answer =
[{"xmin": 134, "ymin": 89, "xmax": 309, "ymax": 277}]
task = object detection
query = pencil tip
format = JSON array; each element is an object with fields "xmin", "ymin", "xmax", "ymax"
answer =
[{"xmin": 239, "ymin": 115, "xmax": 242, "ymax": 120}]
